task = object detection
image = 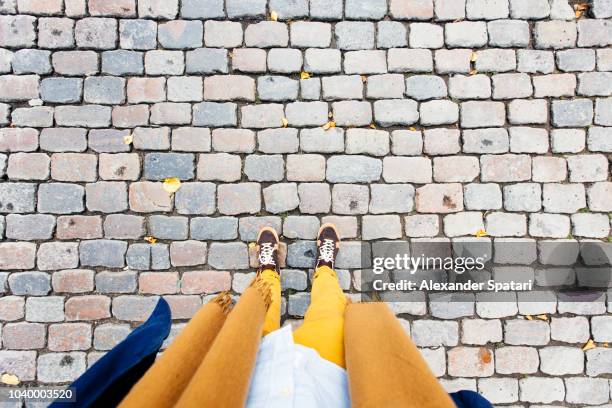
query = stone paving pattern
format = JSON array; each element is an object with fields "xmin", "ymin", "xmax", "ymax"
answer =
[{"xmin": 0, "ymin": 0, "xmax": 611, "ymax": 404}]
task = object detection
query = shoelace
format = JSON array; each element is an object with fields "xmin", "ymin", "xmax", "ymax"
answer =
[
  {"xmin": 318, "ymin": 239, "xmax": 336, "ymax": 263},
  {"xmin": 258, "ymin": 242, "xmax": 276, "ymax": 265}
]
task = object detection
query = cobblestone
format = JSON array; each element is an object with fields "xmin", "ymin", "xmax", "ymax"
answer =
[{"xmin": 0, "ymin": 1, "xmax": 609, "ymax": 401}]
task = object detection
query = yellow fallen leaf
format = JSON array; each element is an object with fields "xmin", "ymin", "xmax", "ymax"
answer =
[
  {"xmin": 574, "ymin": 3, "xmax": 588, "ymax": 17},
  {"xmin": 409, "ymin": 127, "xmax": 417, "ymax": 131},
  {"xmin": 163, "ymin": 177, "xmax": 181, "ymax": 194},
  {"xmin": 470, "ymin": 51, "xmax": 478, "ymax": 62},
  {"xmin": 469, "ymin": 68, "xmax": 478, "ymax": 75},
  {"xmin": 369, "ymin": 124, "xmax": 376, "ymax": 129},
  {"xmin": 300, "ymin": 71, "xmax": 311, "ymax": 80},
  {"xmin": 270, "ymin": 10, "xmax": 278, "ymax": 21},
  {"xmin": 123, "ymin": 135, "xmax": 133, "ymax": 145},
  {"xmin": 281, "ymin": 117, "xmax": 288, "ymax": 128},
  {"xmin": 475, "ymin": 229, "xmax": 488, "ymax": 238},
  {"xmin": 322, "ymin": 121, "xmax": 336, "ymax": 130},
  {"xmin": 1, "ymin": 373, "xmax": 19, "ymax": 385},
  {"xmin": 536, "ymin": 314, "xmax": 548, "ymax": 321},
  {"xmin": 360, "ymin": 75, "xmax": 367, "ymax": 83},
  {"xmin": 583, "ymin": 339, "xmax": 596, "ymax": 351},
  {"xmin": 144, "ymin": 236, "xmax": 157, "ymax": 244},
  {"xmin": 478, "ymin": 347, "xmax": 492, "ymax": 364},
  {"xmin": 248, "ymin": 242, "xmax": 256, "ymax": 249},
  {"xmin": 525, "ymin": 314, "xmax": 533, "ymax": 320}
]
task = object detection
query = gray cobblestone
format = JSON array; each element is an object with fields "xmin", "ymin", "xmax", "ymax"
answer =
[
  {"xmin": 410, "ymin": 23, "xmax": 443, "ymax": 49},
  {"xmin": 270, "ymin": 0, "xmax": 308, "ymax": 20},
  {"xmin": 80, "ymin": 240, "xmax": 127, "ymax": 268},
  {"xmin": 299, "ymin": 183, "xmax": 332, "ymax": 214},
  {"xmin": 322, "ymin": 75, "xmax": 362, "ymax": 100},
  {"xmin": 259, "ymin": 76, "xmax": 299, "ymax": 102},
  {"xmin": 8, "ymin": 272, "xmax": 50, "ymax": 296},
  {"xmin": 119, "ymin": 19, "xmax": 157, "ymax": 50},
  {"xmin": 377, "ymin": 21, "xmax": 407, "ymax": 49},
  {"xmin": 193, "ymin": 102, "xmax": 237, "ymax": 127},
  {"xmin": 488, "ymin": 20, "xmax": 529, "ymax": 48},
  {"xmin": 389, "ymin": 48, "xmax": 433, "ymax": 72},
  {"xmin": 218, "ymin": 183, "xmax": 261, "ymax": 215},
  {"xmin": 12, "ymin": 50, "xmax": 52, "ymax": 75},
  {"xmin": 406, "ymin": 75, "xmax": 447, "ymax": 100},
  {"xmin": 327, "ymin": 155, "xmax": 381, "ymax": 183},
  {"xmin": 446, "ymin": 21, "xmax": 488, "ymax": 48},
  {"xmin": 450, "ymin": 75, "xmax": 491, "ymax": 100},
  {"xmin": 335, "ymin": 22, "xmax": 375, "ymax": 50},
  {"xmin": 517, "ymin": 50, "xmax": 554, "ymax": 74}
]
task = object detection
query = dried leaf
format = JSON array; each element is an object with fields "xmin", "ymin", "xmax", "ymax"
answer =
[
  {"xmin": 409, "ymin": 127, "xmax": 417, "ymax": 131},
  {"xmin": 469, "ymin": 68, "xmax": 478, "ymax": 75},
  {"xmin": 248, "ymin": 242, "xmax": 256, "ymax": 249},
  {"xmin": 300, "ymin": 71, "xmax": 311, "ymax": 80},
  {"xmin": 123, "ymin": 134, "xmax": 133, "ymax": 145},
  {"xmin": 582, "ymin": 339, "xmax": 596, "ymax": 351},
  {"xmin": 470, "ymin": 51, "xmax": 478, "ymax": 62},
  {"xmin": 322, "ymin": 121, "xmax": 336, "ymax": 130},
  {"xmin": 604, "ymin": 342, "xmax": 609, "ymax": 348},
  {"xmin": 163, "ymin": 177, "xmax": 181, "ymax": 194},
  {"xmin": 282, "ymin": 117, "xmax": 288, "ymax": 128},
  {"xmin": 525, "ymin": 314, "xmax": 533, "ymax": 320},
  {"xmin": 475, "ymin": 229, "xmax": 488, "ymax": 238},
  {"xmin": 574, "ymin": 3, "xmax": 588, "ymax": 17},
  {"xmin": 270, "ymin": 10, "xmax": 278, "ymax": 21},
  {"xmin": 144, "ymin": 236, "xmax": 157, "ymax": 244},
  {"xmin": 369, "ymin": 123, "xmax": 377, "ymax": 129},
  {"xmin": 360, "ymin": 75, "xmax": 367, "ymax": 83},
  {"xmin": 536, "ymin": 314, "xmax": 548, "ymax": 321},
  {"xmin": 1, "ymin": 373, "xmax": 19, "ymax": 385},
  {"xmin": 478, "ymin": 348, "xmax": 492, "ymax": 364}
]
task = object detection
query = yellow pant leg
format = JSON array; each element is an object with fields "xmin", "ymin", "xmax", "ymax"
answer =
[
  {"xmin": 260, "ymin": 269, "xmax": 281, "ymax": 337},
  {"xmin": 293, "ymin": 265, "xmax": 348, "ymax": 368}
]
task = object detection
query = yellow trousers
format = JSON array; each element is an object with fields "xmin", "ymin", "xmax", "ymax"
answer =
[{"xmin": 260, "ymin": 266, "xmax": 348, "ymax": 368}]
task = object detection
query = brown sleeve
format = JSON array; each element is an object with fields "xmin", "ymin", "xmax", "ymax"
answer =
[
  {"xmin": 119, "ymin": 293, "xmax": 230, "ymax": 408},
  {"xmin": 344, "ymin": 302, "xmax": 457, "ymax": 408}
]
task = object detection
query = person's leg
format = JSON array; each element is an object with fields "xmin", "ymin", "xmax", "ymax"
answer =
[
  {"xmin": 254, "ymin": 227, "xmax": 282, "ymax": 337},
  {"xmin": 174, "ymin": 277, "xmax": 272, "ymax": 408},
  {"xmin": 293, "ymin": 264, "xmax": 348, "ymax": 368},
  {"xmin": 260, "ymin": 268, "xmax": 281, "ymax": 336}
]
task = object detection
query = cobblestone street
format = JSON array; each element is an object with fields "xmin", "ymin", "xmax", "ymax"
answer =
[{"xmin": 0, "ymin": 0, "xmax": 611, "ymax": 405}]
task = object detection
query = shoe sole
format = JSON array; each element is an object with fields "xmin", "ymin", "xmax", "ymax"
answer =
[{"xmin": 317, "ymin": 223, "xmax": 340, "ymax": 247}]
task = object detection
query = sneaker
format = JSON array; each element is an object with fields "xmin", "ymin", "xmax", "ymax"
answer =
[
  {"xmin": 256, "ymin": 227, "xmax": 280, "ymax": 274},
  {"xmin": 316, "ymin": 223, "xmax": 340, "ymax": 269}
]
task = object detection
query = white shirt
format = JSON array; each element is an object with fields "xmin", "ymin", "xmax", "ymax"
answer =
[{"xmin": 246, "ymin": 325, "xmax": 351, "ymax": 408}]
